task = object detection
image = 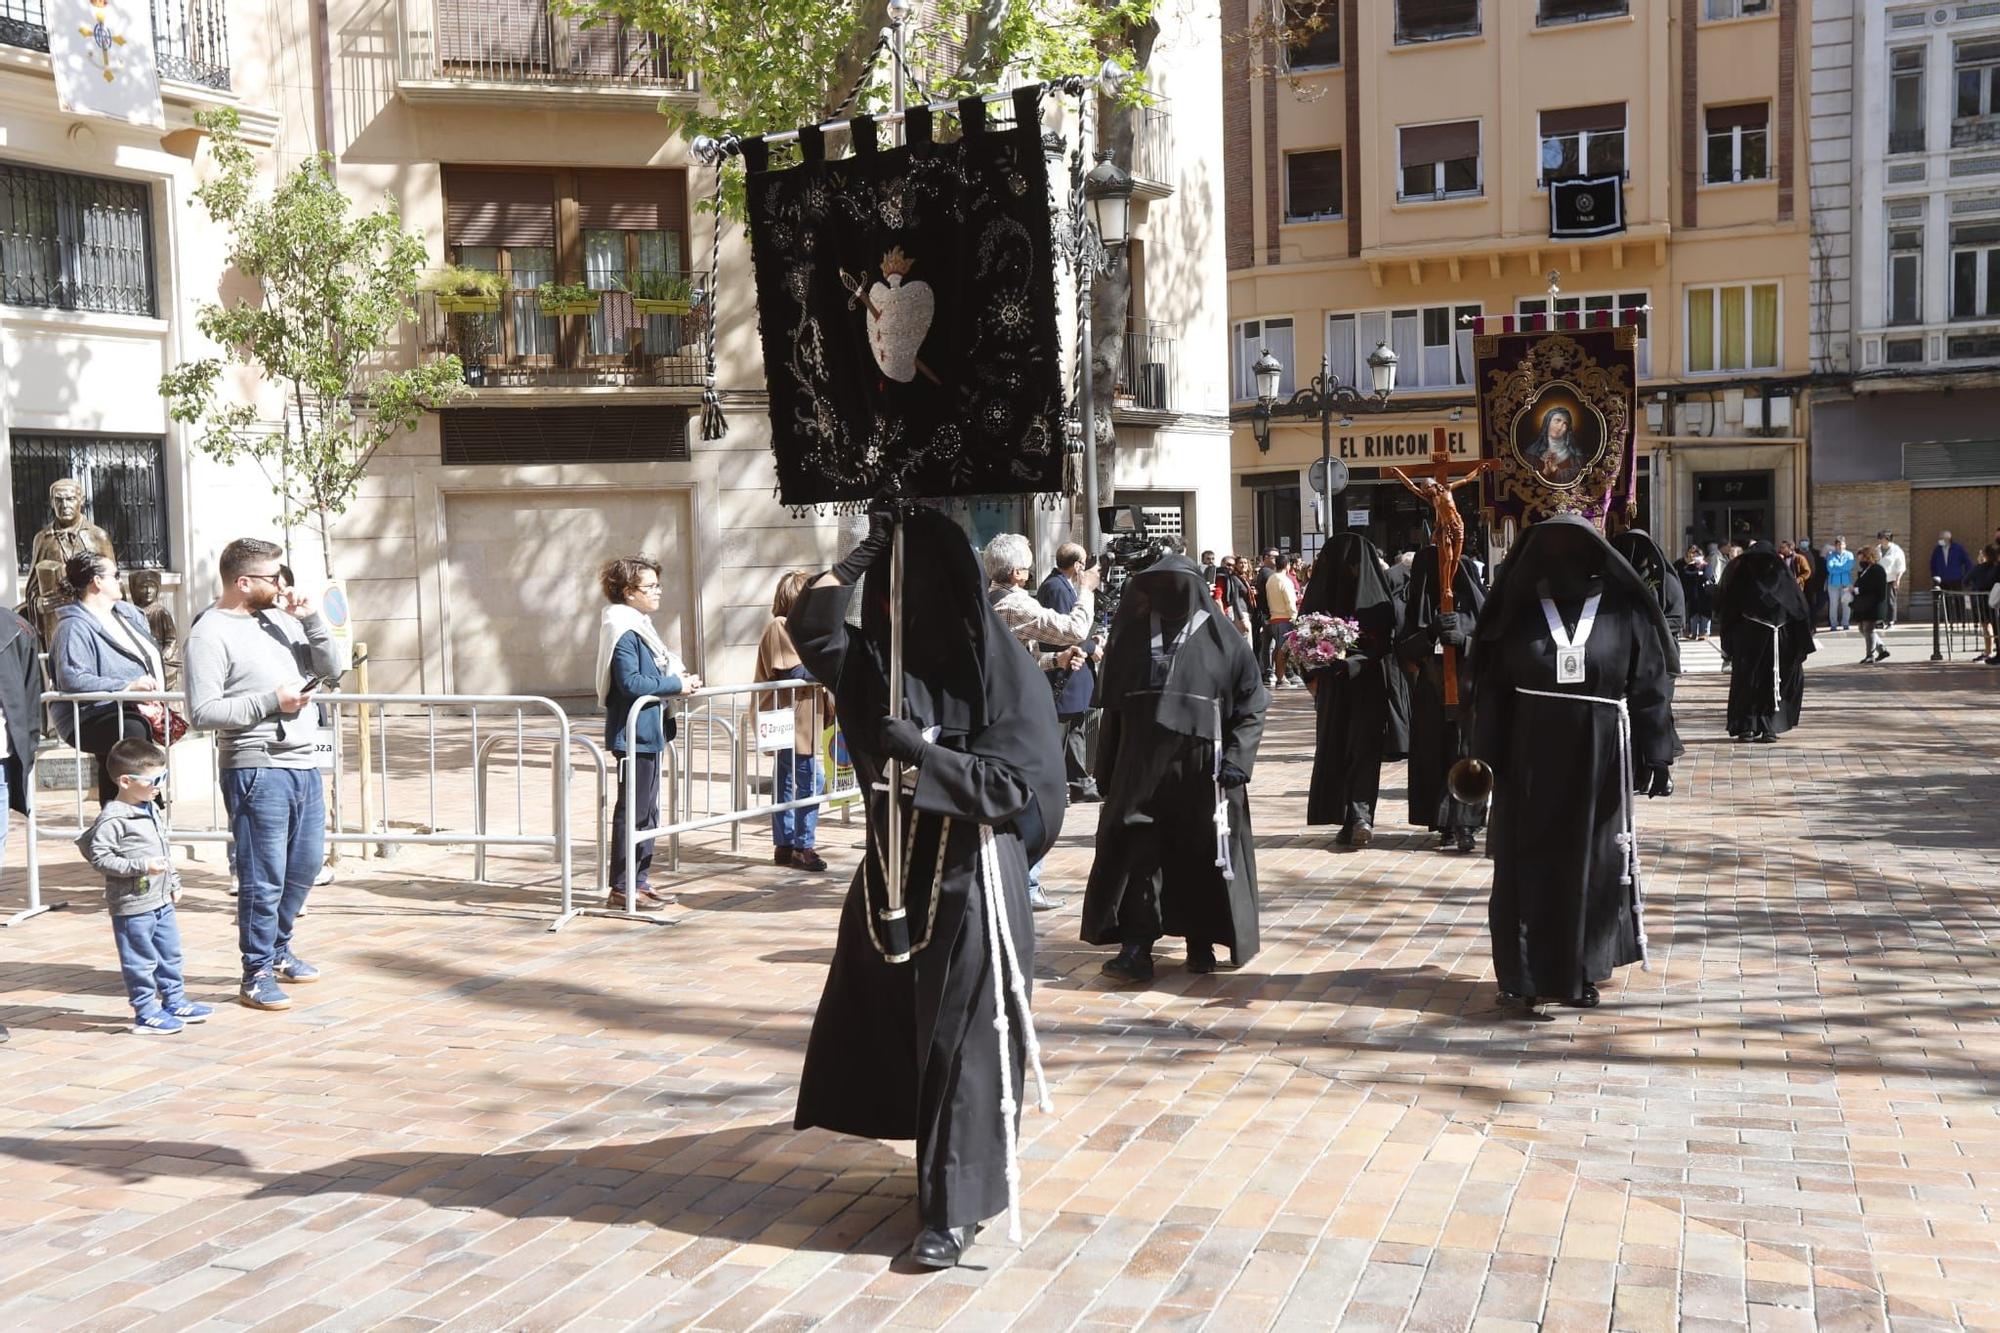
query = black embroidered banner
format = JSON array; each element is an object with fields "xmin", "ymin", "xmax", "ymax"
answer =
[
  {"xmin": 1473, "ymin": 323, "xmax": 1639, "ymax": 532},
  {"xmin": 743, "ymin": 86, "xmax": 1067, "ymax": 506},
  {"xmin": 1548, "ymin": 174, "xmax": 1624, "ymax": 239}
]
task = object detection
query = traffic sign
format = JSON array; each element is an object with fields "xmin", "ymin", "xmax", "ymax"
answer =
[{"xmin": 1308, "ymin": 456, "xmax": 1349, "ymax": 495}]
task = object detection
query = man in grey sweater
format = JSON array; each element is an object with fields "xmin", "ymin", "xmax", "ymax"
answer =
[{"xmin": 184, "ymin": 537, "xmax": 342, "ymax": 1010}]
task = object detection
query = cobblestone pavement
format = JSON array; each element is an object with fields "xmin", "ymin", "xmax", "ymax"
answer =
[{"xmin": 1, "ymin": 646, "xmax": 1996, "ymax": 1331}]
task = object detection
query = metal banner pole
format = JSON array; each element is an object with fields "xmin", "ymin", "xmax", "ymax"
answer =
[{"xmin": 880, "ymin": 517, "xmax": 912, "ymax": 960}]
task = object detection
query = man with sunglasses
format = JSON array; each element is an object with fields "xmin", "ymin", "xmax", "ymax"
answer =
[{"xmin": 184, "ymin": 538, "xmax": 343, "ymax": 1010}]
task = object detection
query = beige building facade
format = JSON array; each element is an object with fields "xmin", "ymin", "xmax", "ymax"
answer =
[
  {"xmin": 3, "ymin": 0, "xmax": 1234, "ymax": 698},
  {"xmin": 1225, "ymin": 0, "xmax": 1813, "ymax": 564}
]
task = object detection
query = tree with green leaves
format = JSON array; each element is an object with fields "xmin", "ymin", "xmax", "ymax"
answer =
[
  {"xmin": 159, "ymin": 107, "xmax": 466, "ymax": 576},
  {"xmin": 567, "ymin": 0, "xmax": 1157, "ymax": 498}
]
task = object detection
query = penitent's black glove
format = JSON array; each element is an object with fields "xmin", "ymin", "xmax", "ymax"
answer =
[
  {"xmin": 877, "ymin": 716, "xmax": 929, "ymax": 767},
  {"xmin": 1218, "ymin": 761, "xmax": 1249, "ymax": 788},
  {"xmin": 1634, "ymin": 764, "xmax": 1674, "ymax": 798},
  {"xmin": 830, "ymin": 508, "xmax": 896, "ymax": 585},
  {"xmin": 1433, "ymin": 611, "xmax": 1468, "ymax": 648}
]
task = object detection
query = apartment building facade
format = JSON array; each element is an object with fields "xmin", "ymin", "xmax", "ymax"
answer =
[
  {"xmin": 1226, "ymin": 0, "xmax": 1813, "ymax": 563},
  {"xmin": 1809, "ymin": 0, "xmax": 2000, "ymax": 557},
  {"xmin": 3, "ymin": 0, "xmax": 1233, "ymax": 696}
]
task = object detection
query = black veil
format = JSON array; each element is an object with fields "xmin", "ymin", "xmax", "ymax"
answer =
[
  {"xmin": 1480, "ymin": 516, "xmax": 1680, "ymax": 674},
  {"xmin": 1610, "ymin": 528, "xmax": 1687, "ymax": 636},
  {"xmin": 1713, "ymin": 543, "xmax": 1810, "ymax": 631},
  {"xmin": 1093, "ymin": 554, "xmax": 1215, "ymax": 705},
  {"xmin": 1299, "ymin": 532, "xmax": 1396, "ymax": 624}
]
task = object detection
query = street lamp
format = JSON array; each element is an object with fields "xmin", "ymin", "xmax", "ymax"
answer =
[
  {"xmin": 1083, "ymin": 152, "xmax": 1133, "ymax": 253},
  {"xmin": 1253, "ymin": 342, "xmax": 1398, "ymax": 534}
]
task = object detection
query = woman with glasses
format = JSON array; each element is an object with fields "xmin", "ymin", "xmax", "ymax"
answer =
[{"xmin": 50, "ymin": 553, "xmax": 169, "ymax": 806}]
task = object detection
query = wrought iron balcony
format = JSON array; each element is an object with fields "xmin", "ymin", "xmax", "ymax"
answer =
[
  {"xmin": 0, "ymin": 0, "xmax": 229, "ymax": 89},
  {"xmin": 1128, "ymin": 103, "xmax": 1174, "ymax": 196},
  {"xmin": 1888, "ymin": 127, "xmax": 1927, "ymax": 155},
  {"xmin": 414, "ymin": 272, "xmax": 706, "ymax": 389},
  {"xmin": 1116, "ymin": 320, "xmax": 1177, "ymax": 413},
  {"xmin": 401, "ymin": 0, "xmax": 694, "ymax": 94}
]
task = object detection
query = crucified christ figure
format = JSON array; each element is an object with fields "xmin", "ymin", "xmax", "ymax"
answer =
[{"xmin": 1389, "ymin": 468, "xmax": 1486, "ymax": 577}]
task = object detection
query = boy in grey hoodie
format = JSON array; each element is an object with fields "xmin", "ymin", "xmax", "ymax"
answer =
[{"xmin": 78, "ymin": 739, "xmax": 214, "ymax": 1035}]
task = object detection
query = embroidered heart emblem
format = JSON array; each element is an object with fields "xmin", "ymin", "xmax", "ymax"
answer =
[{"xmin": 866, "ymin": 249, "xmax": 934, "ymax": 383}]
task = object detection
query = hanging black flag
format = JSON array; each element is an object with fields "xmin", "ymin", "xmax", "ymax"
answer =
[
  {"xmin": 1548, "ymin": 175, "xmax": 1625, "ymax": 240},
  {"xmin": 742, "ymin": 86, "xmax": 1067, "ymax": 507}
]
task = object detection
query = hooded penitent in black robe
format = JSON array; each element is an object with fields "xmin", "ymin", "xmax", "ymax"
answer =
[
  {"xmin": 1394, "ymin": 547, "xmax": 1486, "ymax": 839},
  {"xmin": 1610, "ymin": 529, "xmax": 1689, "ymax": 760},
  {"xmin": 1380, "ymin": 559, "xmax": 1413, "ymax": 760},
  {"xmin": 1472, "ymin": 517, "xmax": 1678, "ymax": 1004},
  {"xmin": 790, "ymin": 507, "xmax": 1067, "ymax": 1232},
  {"xmin": 1299, "ymin": 533, "xmax": 1398, "ymax": 834},
  {"xmin": 1713, "ymin": 544, "xmax": 1816, "ymax": 740},
  {"xmin": 1081, "ymin": 556, "xmax": 1268, "ymax": 963}
]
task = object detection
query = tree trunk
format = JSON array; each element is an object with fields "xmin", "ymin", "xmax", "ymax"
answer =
[
  {"xmin": 1087, "ymin": 21, "xmax": 1159, "ymax": 506},
  {"xmin": 822, "ymin": 0, "xmax": 896, "ymax": 119}
]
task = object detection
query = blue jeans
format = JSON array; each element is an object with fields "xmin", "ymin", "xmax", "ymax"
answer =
[
  {"xmin": 111, "ymin": 904, "xmax": 187, "ymax": 1017},
  {"xmin": 220, "ymin": 767, "xmax": 324, "ymax": 978},
  {"xmin": 771, "ymin": 750, "xmax": 821, "ymax": 849},
  {"xmin": 1828, "ymin": 585, "xmax": 1853, "ymax": 630}
]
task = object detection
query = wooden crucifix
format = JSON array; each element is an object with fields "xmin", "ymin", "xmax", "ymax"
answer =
[{"xmin": 1389, "ymin": 426, "xmax": 1496, "ymax": 718}]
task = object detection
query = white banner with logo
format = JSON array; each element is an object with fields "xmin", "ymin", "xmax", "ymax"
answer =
[{"xmin": 51, "ymin": 0, "xmax": 165, "ymax": 129}]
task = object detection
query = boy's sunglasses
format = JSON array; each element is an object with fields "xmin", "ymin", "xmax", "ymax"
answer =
[{"xmin": 126, "ymin": 771, "xmax": 169, "ymax": 785}]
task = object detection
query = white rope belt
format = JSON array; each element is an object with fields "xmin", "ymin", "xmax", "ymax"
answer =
[
  {"xmin": 1745, "ymin": 616, "xmax": 1781, "ymax": 716},
  {"xmin": 976, "ymin": 823, "xmax": 1052, "ymax": 1244},
  {"xmin": 1514, "ymin": 688, "xmax": 1650, "ymax": 969}
]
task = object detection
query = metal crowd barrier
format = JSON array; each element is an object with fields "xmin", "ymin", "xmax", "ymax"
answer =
[
  {"xmin": 618, "ymin": 679, "xmax": 860, "ymax": 909},
  {"xmin": 1929, "ymin": 579, "xmax": 1995, "ymax": 662},
  {"xmin": 12, "ymin": 688, "xmax": 593, "ymax": 932}
]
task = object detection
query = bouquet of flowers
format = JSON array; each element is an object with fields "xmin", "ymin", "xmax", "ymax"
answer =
[{"xmin": 1286, "ymin": 612, "xmax": 1362, "ymax": 670}]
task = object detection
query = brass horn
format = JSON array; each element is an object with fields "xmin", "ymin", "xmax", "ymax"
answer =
[{"xmin": 1448, "ymin": 756, "xmax": 1495, "ymax": 806}]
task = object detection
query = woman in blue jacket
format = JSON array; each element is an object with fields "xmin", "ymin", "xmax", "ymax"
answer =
[
  {"xmin": 50, "ymin": 554, "xmax": 168, "ymax": 805},
  {"xmin": 596, "ymin": 557, "xmax": 700, "ymax": 908}
]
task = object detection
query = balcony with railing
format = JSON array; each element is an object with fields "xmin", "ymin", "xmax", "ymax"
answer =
[
  {"xmin": 399, "ymin": 0, "xmax": 695, "ymax": 99},
  {"xmin": 1128, "ymin": 103, "xmax": 1174, "ymax": 197},
  {"xmin": 1952, "ymin": 114, "xmax": 2000, "ymax": 150},
  {"xmin": 1889, "ymin": 126, "xmax": 1927, "ymax": 155},
  {"xmin": 1115, "ymin": 320, "xmax": 1177, "ymax": 414},
  {"xmin": 1, "ymin": 0, "xmax": 230, "ymax": 89},
  {"xmin": 414, "ymin": 271, "xmax": 706, "ymax": 389}
]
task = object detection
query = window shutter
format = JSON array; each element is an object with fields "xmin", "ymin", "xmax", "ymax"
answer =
[
  {"xmin": 575, "ymin": 169, "xmax": 689, "ymax": 231},
  {"xmin": 1706, "ymin": 103, "xmax": 1768, "ymax": 132},
  {"xmin": 1539, "ymin": 103, "xmax": 1625, "ymax": 136},
  {"xmin": 1400, "ymin": 120, "xmax": 1479, "ymax": 168},
  {"xmin": 444, "ymin": 168, "xmax": 557, "ymax": 248}
]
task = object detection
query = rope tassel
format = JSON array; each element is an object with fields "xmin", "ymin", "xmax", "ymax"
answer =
[{"xmin": 977, "ymin": 823, "xmax": 1052, "ymax": 1246}]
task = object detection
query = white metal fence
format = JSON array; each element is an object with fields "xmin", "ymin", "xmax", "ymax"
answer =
[{"xmin": 7, "ymin": 679, "xmax": 862, "ymax": 933}]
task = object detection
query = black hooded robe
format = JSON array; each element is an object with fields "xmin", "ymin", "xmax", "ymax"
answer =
[
  {"xmin": 1300, "ymin": 533, "xmax": 1399, "ymax": 831},
  {"xmin": 1395, "ymin": 548, "xmax": 1486, "ymax": 836},
  {"xmin": 1610, "ymin": 529, "xmax": 1689, "ymax": 760},
  {"xmin": 1714, "ymin": 545, "xmax": 1816, "ymax": 738},
  {"xmin": 1472, "ymin": 518, "xmax": 1678, "ymax": 1003},
  {"xmin": 789, "ymin": 508, "xmax": 1068, "ymax": 1232},
  {"xmin": 1080, "ymin": 556, "xmax": 1267, "ymax": 963},
  {"xmin": 1381, "ymin": 559, "xmax": 1413, "ymax": 761}
]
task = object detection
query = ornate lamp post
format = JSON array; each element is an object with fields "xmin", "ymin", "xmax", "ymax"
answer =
[{"xmin": 1251, "ymin": 343, "xmax": 1399, "ymax": 534}]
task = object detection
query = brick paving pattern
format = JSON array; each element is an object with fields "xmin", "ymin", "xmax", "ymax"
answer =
[{"xmin": 1, "ymin": 648, "xmax": 1996, "ymax": 1331}]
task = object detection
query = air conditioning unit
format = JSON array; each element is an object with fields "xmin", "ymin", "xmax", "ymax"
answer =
[
  {"xmin": 1722, "ymin": 389, "xmax": 1744, "ymax": 424},
  {"xmin": 1743, "ymin": 396, "xmax": 1765, "ymax": 429},
  {"xmin": 1681, "ymin": 399, "xmax": 1711, "ymax": 433},
  {"xmin": 1768, "ymin": 394, "xmax": 1793, "ymax": 429}
]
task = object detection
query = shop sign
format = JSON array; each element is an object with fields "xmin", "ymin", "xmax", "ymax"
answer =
[{"xmin": 1334, "ymin": 429, "xmax": 1475, "ymax": 466}]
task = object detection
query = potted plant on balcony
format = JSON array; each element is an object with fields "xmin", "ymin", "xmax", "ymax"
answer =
[
  {"xmin": 423, "ymin": 265, "xmax": 506, "ymax": 315},
  {"xmin": 537, "ymin": 280, "xmax": 601, "ymax": 317},
  {"xmin": 622, "ymin": 271, "xmax": 698, "ymax": 317}
]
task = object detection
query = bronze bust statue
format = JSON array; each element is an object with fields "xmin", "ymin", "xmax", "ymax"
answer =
[{"xmin": 26, "ymin": 479, "xmax": 116, "ymax": 645}]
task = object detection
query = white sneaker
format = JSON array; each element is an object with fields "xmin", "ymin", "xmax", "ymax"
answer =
[{"xmin": 1028, "ymin": 885, "xmax": 1063, "ymax": 912}]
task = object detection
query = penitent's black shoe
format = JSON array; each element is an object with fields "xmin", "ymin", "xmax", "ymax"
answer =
[
  {"xmin": 1349, "ymin": 822, "xmax": 1373, "ymax": 849},
  {"xmin": 1335, "ymin": 824, "xmax": 1355, "ymax": 846},
  {"xmin": 1560, "ymin": 983, "xmax": 1601, "ymax": 1009},
  {"xmin": 910, "ymin": 1224, "xmax": 975, "ymax": 1269},
  {"xmin": 1185, "ymin": 942, "xmax": 1217, "ymax": 974},
  {"xmin": 1102, "ymin": 945, "xmax": 1155, "ymax": 985},
  {"xmin": 1454, "ymin": 828, "xmax": 1479, "ymax": 854}
]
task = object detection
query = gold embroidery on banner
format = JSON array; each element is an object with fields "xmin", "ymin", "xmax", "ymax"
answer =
[{"xmin": 1479, "ymin": 330, "xmax": 1635, "ymax": 522}]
